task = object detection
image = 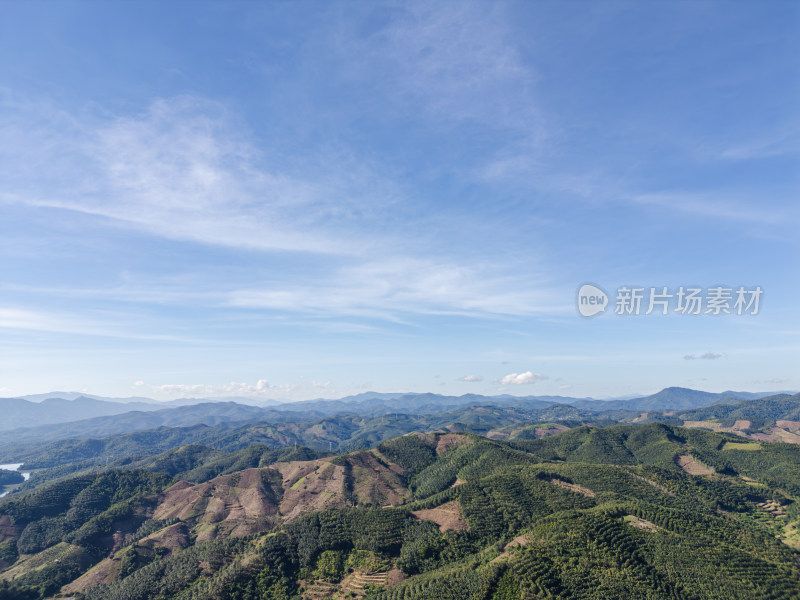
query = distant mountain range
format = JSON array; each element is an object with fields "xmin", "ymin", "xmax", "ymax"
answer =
[
  {"xmin": 15, "ymin": 391, "xmax": 157, "ymax": 403},
  {"xmin": 568, "ymin": 387, "xmax": 780, "ymax": 411},
  {"xmin": 0, "ymin": 396, "xmax": 162, "ymax": 431},
  {"xmin": 0, "ymin": 387, "xmax": 790, "ymax": 444}
]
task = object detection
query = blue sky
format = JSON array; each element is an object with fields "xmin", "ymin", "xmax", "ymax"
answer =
[{"xmin": 1, "ymin": 1, "xmax": 798, "ymax": 402}]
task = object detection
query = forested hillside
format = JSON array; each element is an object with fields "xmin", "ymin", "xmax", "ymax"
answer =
[
  {"xmin": 0, "ymin": 405, "xmax": 600, "ymax": 481},
  {"xmin": 1, "ymin": 423, "xmax": 799, "ymax": 599}
]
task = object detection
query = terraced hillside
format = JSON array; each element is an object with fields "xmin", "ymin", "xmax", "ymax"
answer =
[{"xmin": 0, "ymin": 425, "xmax": 798, "ymax": 599}]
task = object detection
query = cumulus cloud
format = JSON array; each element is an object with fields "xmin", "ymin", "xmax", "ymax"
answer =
[
  {"xmin": 459, "ymin": 375, "xmax": 483, "ymax": 382},
  {"xmin": 500, "ymin": 371, "xmax": 547, "ymax": 385}
]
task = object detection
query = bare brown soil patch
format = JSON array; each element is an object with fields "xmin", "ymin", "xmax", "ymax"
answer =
[
  {"xmin": 62, "ymin": 523, "xmax": 191, "ymax": 594},
  {"xmin": 776, "ymin": 420, "xmax": 800, "ymax": 431},
  {"xmin": 138, "ymin": 522, "xmax": 190, "ymax": 553},
  {"xmin": 110, "ymin": 530, "xmax": 132, "ymax": 554},
  {"xmin": 154, "ymin": 453, "xmax": 412, "ymax": 532},
  {"xmin": 301, "ymin": 569, "xmax": 400, "ymax": 600},
  {"xmin": 504, "ymin": 534, "xmax": 530, "ymax": 550},
  {"xmin": 435, "ymin": 433, "xmax": 471, "ymax": 455},
  {"xmin": 677, "ymin": 455, "xmax": 714, "ymax": 475},
  {"xmin": 758, "ymin": 501, "xmax": 787, "ymax": 518},
  {"xmin": 339, "ymin": 570, "xmax": 394, "ymax": 598},
  {"xmin": 369, "ymin": 449, "xmax": 405, "ymax": 475},
  {"xmin": 0, "ymin": 515, "xmax": 21, "ymax": 543},
  {"xmin": 547, "ymin": 477, "xmax": 595, "ymax": 497},
  {"xmin": 624, "ymin": 515, "xmax": 659, "ymax": 531},
  {"xmin": 347, "ymin": 451, "xmax": 412, "ymax": 507},
  {"xmin": 194, "ymin": 523, "xmax": 219, "ymax": 542},
  {"xmin": 276, "ymin": 459, "xmax": 350, "ymax": 521},
  {"xmin": 450, "ymin": 478, "xmax": 466, "ymax": 488},
  {"xmin": 774, "ymin": 428, "xmax": 800, "ymax": 444},
  {"xmin": 754, "ymin": 428, "xmax": 800, "ymax": 444},
  {"xmin": 633, "ymin": 412, "xmax": 649, "ymax": 423},
  {"xmin": 154, "ymin": 468, "xmax": 280, "ymax": 533},
  {"xmin": 300, "ymin": 578, "xmax": 337, "ymax": 600},
  {"xmin": 386, "ymin": 568, "xmax": 406, "ymax": 586},
  {"xmin": 731, "ymin": 420, "xmax": 752, "ymax": 431},
  {"xmin": 533, "ymin": 425, "xmax": 571, "ymax": 438},
  {"xmin": 61, "ymin": 557, "xmax": 120, "ymax": 594},
  {"xmin": 411, "ymin": 500, "xmax": 468, "ymax": 532}
]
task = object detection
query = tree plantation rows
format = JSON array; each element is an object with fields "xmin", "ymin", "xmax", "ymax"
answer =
[{"xmin": 0, "ymin": 423, "xmax": 798, "ymax": 599}]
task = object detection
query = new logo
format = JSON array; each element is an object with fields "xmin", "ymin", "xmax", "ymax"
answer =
[{"xmin": 576, "ymin": 283, "xmax": 608, "ymax": 317}]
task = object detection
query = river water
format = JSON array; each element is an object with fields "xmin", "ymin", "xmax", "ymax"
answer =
[{"xmin": 0, "ymin": 463, "xmax": 30, "ymax": 498}]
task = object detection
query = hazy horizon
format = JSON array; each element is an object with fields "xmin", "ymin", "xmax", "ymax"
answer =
[{"xmin": 6, "ymin": 386, "xmax": 797, "ymax": 406}]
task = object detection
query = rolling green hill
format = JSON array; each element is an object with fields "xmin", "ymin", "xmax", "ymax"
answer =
[
  {"xmin": 0, "ymin": 404, "xmax": 600, "ymax": 483},
  {"xmin": 674, "ymin": 393, "xmax": 800, "ymax": 423},
  {"xmin": 1, "ymin": 423, "xmax": 799, "ymax": 599},
  {"xmin": 5, "ymin": 387, "xmax": 783, "ymax": 450}
]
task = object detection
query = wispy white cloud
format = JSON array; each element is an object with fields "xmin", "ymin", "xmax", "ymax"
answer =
[
  {"xmin": 0, "ymin": 94, "xmax": 400, "ymax": 255},
  {"xmin": 0, "ymin": 257, "xmax": 564, "ymax": 323},
  {"xmin": 0, "ymin": 306, "xmax": 195, "ymax": 342},
  {"xmin": 228, "ymin": 257, "xmax": 564, "ymax": 319},
  {"xmin": 459, "ymin": 375, "xmax": 483, "ymax": 382},
  {"xmin": 332, "ymin": 1, "xmax": 549, "ymax": 183},
  {"xmin": 632, "ymin": 192, "xmax": 796, "ymax": 225},
  {"xmin": 341, "ymin": 3, "xmax": 537, "ymax": 125},
  {"xmin": 751, "ymin": 377, "xmax": 790, "ymax": 386},
  {"xmin": 1, "ymin": 92, "xmax": 562, "ymax": 322},
  {"xmin": 718, "ymin": 131, "xmax": 800, "ymax": 160},
  {"xmin": 0, "ymin": 308, "xmax": 49, "ymax": 331},
  {"xmin": 683, "ymin": 352, "xmax": 724, "ymax": 360}
]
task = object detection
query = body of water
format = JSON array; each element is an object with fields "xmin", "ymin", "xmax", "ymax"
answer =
[{"xmin": 0, "ymin": 462, "xmax": 30, "ymax": 497}]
